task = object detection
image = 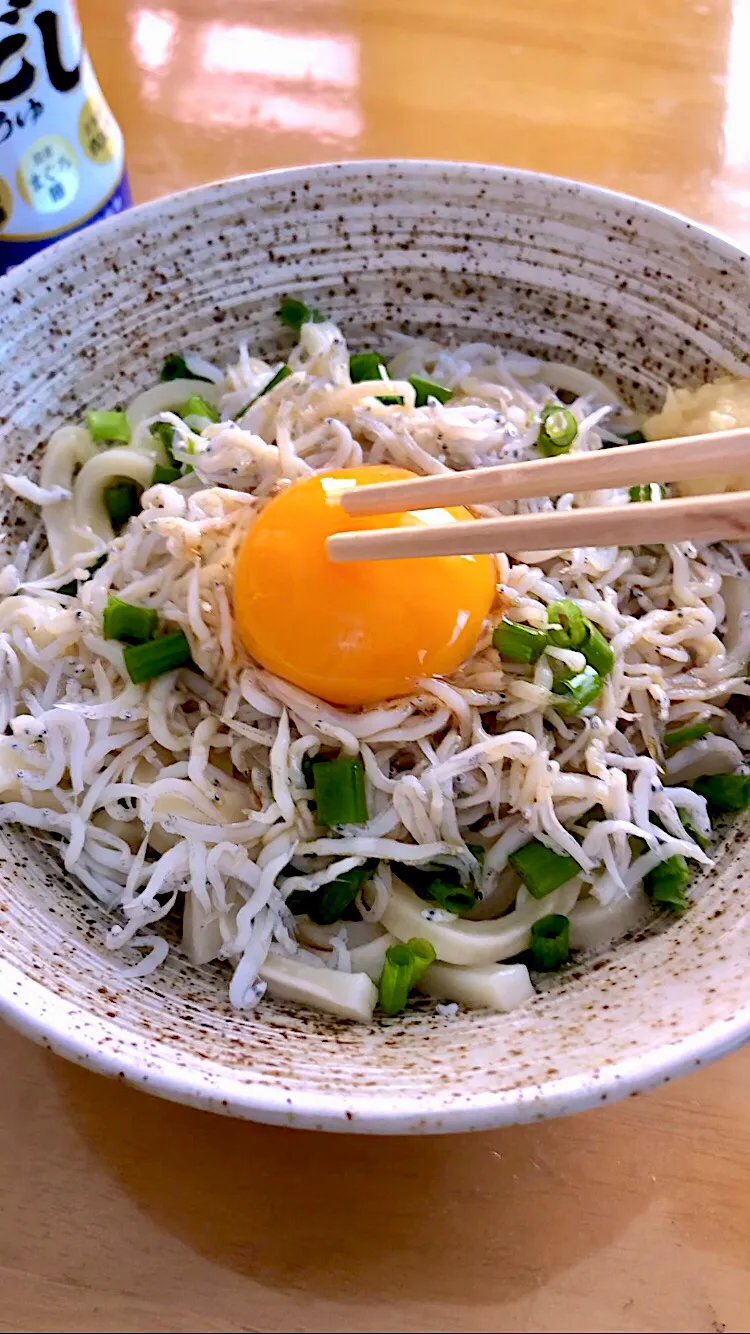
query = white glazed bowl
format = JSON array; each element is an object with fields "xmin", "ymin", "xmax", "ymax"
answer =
[{"xmin": 1, "ymin": 161, "xmax": 749, "ymax": 1133}]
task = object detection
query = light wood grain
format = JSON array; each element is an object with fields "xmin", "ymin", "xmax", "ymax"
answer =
[
  {"xmin": 329, "ymin": 491, "xmax": 750, "ymax": 561},
  {"xmin": 2, "ymin": 1, "xmax": 748, "ymax": 1331},
  {"xmin": 2, "ymin": 1025, "xmax": 750, "ymax": 1334},
  {"xmin": 339, "ymin": 430, "xmax": 750, "ymax": 514}
]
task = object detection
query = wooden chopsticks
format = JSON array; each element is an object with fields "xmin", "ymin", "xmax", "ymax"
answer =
[
  {"xmin": 328, "ymin": 491, "xmax": 750, "ymax": 560},
  {"xmin": 326, "ymin": 428, "xmax": 750, "ymax": 562}
]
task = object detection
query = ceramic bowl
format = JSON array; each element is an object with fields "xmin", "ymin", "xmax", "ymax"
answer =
[{"xmin": 1, "ymin": 161, "xmax": 748, "ymax": 1133}]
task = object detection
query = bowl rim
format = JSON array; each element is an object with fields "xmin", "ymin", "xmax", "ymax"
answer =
[
  {"xmin": 1, "ymin": 158, "xmax": 749, "ymax": 1132},
  {"xmin": 1, "ymin": 952, "xmax": 746, "ymax": 1132},
  {"xmin": 1, "ymin": 156, "xmax": 746, "ymax": 297}
]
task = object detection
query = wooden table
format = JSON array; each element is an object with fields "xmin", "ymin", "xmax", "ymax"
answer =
[{"xmin": 2, "ymin": 1, "xmax": 749, "ymax": 1330}]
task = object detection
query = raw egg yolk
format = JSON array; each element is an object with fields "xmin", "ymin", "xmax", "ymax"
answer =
[{"xmin": 233, "ymin": 465, "xmax": 497, "ymax": 706}]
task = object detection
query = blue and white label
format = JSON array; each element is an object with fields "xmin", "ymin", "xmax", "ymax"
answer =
[{"xmin": 0, "ymin": 1, "xmax": 129, "ymax": 269}]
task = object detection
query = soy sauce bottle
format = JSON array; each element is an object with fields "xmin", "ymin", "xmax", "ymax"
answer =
[{"xmin": 0, "ymin": 0, "xmax": 131, "ymax": 274}]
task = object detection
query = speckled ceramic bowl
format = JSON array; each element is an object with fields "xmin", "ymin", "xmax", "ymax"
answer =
[{"xmin": 1, "ymin": 161, "xmax": 749, "ymax": 1133}]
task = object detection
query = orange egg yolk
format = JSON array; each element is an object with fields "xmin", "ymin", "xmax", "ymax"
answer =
[{"xmin": 233, "ymin": 465, "xmax": 497, "ymax": 706}]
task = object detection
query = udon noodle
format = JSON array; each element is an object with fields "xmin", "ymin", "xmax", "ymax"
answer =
[{"xmin": 0, "ymin": 311, "xmax": 747, "ymax": 1023}]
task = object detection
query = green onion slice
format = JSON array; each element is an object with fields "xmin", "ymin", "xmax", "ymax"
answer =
[
  {"xmin": 237, "ymin": 364, "xmax": 292, "ymax": 417},
  {"xmin": 393, "ymin": 861, "xmax": 477, "ymax": 915},
  {"xmin": 300, "ymin": 861, "xmax": 376, "ymax": 926},
  {"xmin": 629, "ymin": 483, "xmax": 665, "ymax": 503},
  {"xmin": 150, "ymin": 419, "xmax": 177, "ymax": 459},
  {"xmin": 312, "ymin": 755, "xmax": 368, "ymax": 827},
  {"xmin": 56, "ymin": 553, "xmax": 107, "ymax": 598},
  {"xmin": 624, "ymin": 429, "xmax": 647, "ymax": 444},
  {"xmin": 547, "ymin": 599, "xmax": 588, "ymax": 649},
  {"xmin": 160, "ymin": 353, "xmax": 212, "ymax": 383},
  {"xmin": 349, "ymin": 351, "xmax": 407, "ymax": 403},
  {"xmin": 644, "ymin": 855, "xmax": 690, "ymax": 912},
  {"xmin": 551, "ymin": 664, "xmax": 604, "ymax": 715},
  {"xmin": 508, "ymin": 840, "xmax": 580, "ymax": 899},
  {"xmin": 279, "ymin": 297, "xmax": 325, "ymax": 330},
  {"xmin": 180, "ymin": 394, "xmax": 220, "ymax": 423},
  {"xmin": 579, "ymin": 624, "xmax": 614, "ymax": 676},
  {"xmin": 409, "ymin": 375, "xmax": 452, "ymax": 406},
  {"xmin": 123, "ymin": 631, "xmax": 192, "ymax": 685},
  {"xmin": 691, "ymin": 773, "xmax": 750, "ymax": 813},
  {"xmin": 547, "ymin": 600, "xmax": 614, "ymax": 676},
  {"xmin": 349, "ymin": 351, "xmax": 387, "ymax": 383},
  {"xmin": 664, "ymin": 722, "xmax": 711, "ymax": 751},
  {"xmin": 537, "ymin": 405, "xmax": 578, "ymax": 456},
  {"xmin": 407, "ymin": 936, "xmax": 436, "ymax": 984},
  {"xmin": 86, "ymin": 409, "xmax": 131, "ymax": 444},
  {"xmin": 103, "ymin": 480, "xmax": 141, "ymax": 529},
  {"xmin": 103, "ymin": 595, "xmax": 158, "ymax": 645},
  {"xmin": 151, "ymin": 464, "xmax": 183, "ymax": 486},
  {"xmin": 424, "ymin": 878, "xmax": 477, "ymax": 914},
  {"xmin": 530, "ymin": 913, "xmax": 570, "ymax": 970},
  {"xmin": 379, "ymin": 942, "xmax": 415, "ymax": 1016},
  {"xmin": 493, "ymin": 617, "xmax": 548, "ymax": 664},
  {"xmin": 678, "ymin": 807, "xmax": 710, "ymax": 851}
]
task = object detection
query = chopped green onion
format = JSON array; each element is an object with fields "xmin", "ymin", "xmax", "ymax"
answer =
[
  {"xmin": 57, "ymin": 553, "xmax": 107, "ymax": 597},
  {"xmin": 160, "ymin": 353, "xmax": 211, "ymax": 383},
  {"xmin": 547, "ymin": 599, "xmax": 614, "ymax": 676},
  {"xmin": 407, "ymin": 936, "xmax": 436, "ymax": 983},
  {"xmin": 624, "ymin": 429, "xmax": 646, "ymax": 445},
  {"xmin": 57, "ymin": 552, "xmax": 106, "ymax": 594},
  {"xmin": 103, "ymin": 595, "xmax": 158, "ymax": 645},
  {"xmin": 493, "ymin": 617, "xmax": 548, "ymax": 664},
  {"xmin": 467, "ymin": 843, "xmax": 486, "ymax": 873},
  {"xmin": 691, "ymin": 773, "xmax": 750, "ymax": 813},
  {"xmin": 349, "ymin": 351, "xmax": 387, "ymax": 383},
  {"xmin": 509, "ymin": 840, "xmax": 580, "ymax": 898},
  {"xmin": 86, "ymin": 409, "xmax": 131, "ymax": 444},
  {"xmin": 150, "ymin": 422, "xmax": 193, "ymax": 479},
  {"xmin": 551, "ymin": 665, "xmax": 604, "ymax": 715},
  {"xmin": 150, "ymin": 419, "xmax": 177, "ymax": 457},
  {"xmin": 644, "ymin": 855, "xmax": 690, "ymax": 912},
  {"xmin": 103, "ymin": 480, "xmax": 141, "ymax": 529},
  {"xmin": 664, "ymin": 722, "xmax": 711, "ymax": 751},
  {"xmin": 379, "ymin": 942, "xmax": 415, "ymax": 1016},
  {"xmin": 530, "ymin": 913, "xmax": 570, "ymax": 970},
  {"xmin": 279, "ymin": 296, "xmax": 325, "ymax": 330},
  {"xmin": 312, "ymin": 755, "xmax": 368, "ymax": 827},
  {"xmin": 123, "ymin": 631, "xmax": 192, "ymax": 684},
  {"xmin": 579, "ymin": 624, "xmax": 614, "ymax": 676},
  {"xmin": 424, "ymin": 878, "xmax": 477, "ymax": 914},
  {"xmin": 349, "ymin": 352, "xmax": 406, "ymax": 403},
  {"xmin": 377, "ymin": 936, "xmax": 437, "ymax": 1014},
  {"xmin": 547, "ymin": 599, "xmax": 588, "ymax": 649},
  {"xmin": 152, "ymin": 464, "xmax": 183, "ymax": 486},
  {"xmin": 409, "ymin": 375, "xmax": 452, "ymax": 406},
  {"xmin": 300, "ymin": 752, "xmax": 317, "ymax": 791},
  {"xmin": 237, "ymin": 364, "xmax": 292, "ymax": 417},
  {"xmin": 303, "ymin": 861, "xmax": 376, "ymax": 926},
  {"xmin": 180, "ymin": 394, "xmax": 219, "ymax": 423},
  {"xmin": 629, "ymin": 483, "xmax": 665, "ymax": 503},
  {"xmin": 678, "ymin": 807, "xmax": 709, "ymax": 851},
  {"xmin": 537, "ymin": 405, "xmax": 578, "ymax": 456},
  {"xmin": 393, "ymin": 861, "xmax": 477, "ymax": 915}
]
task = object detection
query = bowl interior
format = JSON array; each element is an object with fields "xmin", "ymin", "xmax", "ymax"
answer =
[{"xmin": 1, "ymin": 161, "xmax": 749, "ymax": 1132}]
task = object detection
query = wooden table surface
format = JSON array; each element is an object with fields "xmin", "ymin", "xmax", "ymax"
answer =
[{"xmin": 2, "ymin": 1, "xmax": 749, "ymax": 1330}]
